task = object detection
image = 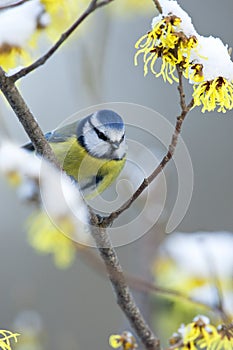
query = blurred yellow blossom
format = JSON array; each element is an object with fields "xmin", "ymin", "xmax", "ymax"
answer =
[
  {"xmin": 28, "ymin": 211, "xmax": 77, "ymax": 269},
  {"xmin": 40, "ymin": 0, "xmax": 78, "ymax": 40},
  {"xmin": 109, "ymin": 331, "xmax": 137, "ymax": 350},
  {"xmin": 0, "ymin": 143, "xmax": 89, "ymax": 269},
  {"xmin": 0, "ymin": 0, "xmax": 78, "ymax": 71},
  {"xmin": 152, "ymin": 232, "xmax": 233, "ymax": 335}
]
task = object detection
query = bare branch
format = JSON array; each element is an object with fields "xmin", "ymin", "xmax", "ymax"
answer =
[
  {"xmin": 103, "ymin": 67, "xmax": 193, "ymax": 226},
  {"xmin": 0, "ymin": 68, "xmax": 59, "ymax": 166},
  {"xmin": 151, "ymin": 0, "xmax": 162, "ymax": 14},
  {"xmin": 10, "ymin": 0, "xmax": 115, "ymax": 82},
  {"xmin": 77, "ymin": 247, "xmax": 231, "ymax": 319},
  {"xmin": 126, "ymin": 275, "xmax": 231, "ymax": 320},
  {"xmin": 0, "ymin": 0, "xmax": 30, "ymax": 10},
  {"xmin": 199, "ymin": 242, "xmax": 230, "ymax": 323},
  {"xmin": 89, "ymin": 212, "xmax": 160, "ymax": 350}
]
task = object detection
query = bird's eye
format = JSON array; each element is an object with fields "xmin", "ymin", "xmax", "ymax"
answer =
[
  {"xmin": 94, "ymin": 126, "xmax": 108, "ymax": 142},
  {"xmin": 120, "ymin": 134, "xmax": 125, "ymax": 143}
]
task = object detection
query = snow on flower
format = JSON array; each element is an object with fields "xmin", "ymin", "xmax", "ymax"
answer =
[
  {"xmin": 152, "ymin": 231, "xmax": 233, "ymax": 314},
  {"xmin": 0, "ymin": 0, "xmax": 78, "ymax": 71},
  {"xmin": 134, "ymin": 0, "xmax": 198, "ymax": 83},
  {"xmin": 135, "ymin": 0, "xmax": 233, "ymax": 113},
  {"xmin": 0, "ymin": 0, "xmax": 44, "ymax": 69},
  {"xmin": 189, "ymin": 36, "xmax": 233, "ymax": 112},
  {"xmin": 0, "ymin": 142, "xmax": 90, "ymax": 267}
]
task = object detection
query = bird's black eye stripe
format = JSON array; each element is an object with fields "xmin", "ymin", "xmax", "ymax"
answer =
[
  {"xmin": 120, "ymin": 134, "xmax": 125, "ymax": 143},
  {"xmin": 93, "ymin": 125, "xmax": 109, "ymax": 142},
  {"xmin": 88, "ymin": 119, "xmax": 109, "ymax": 142}
]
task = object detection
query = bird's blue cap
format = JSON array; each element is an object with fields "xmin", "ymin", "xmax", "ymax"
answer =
[
  {"xmin": 76, "ymin": 109, "xmax": 124, "ymax": 140},
  {"xmin": 93, "ymin": 109, "xmax": 124, "ymax": 130}
]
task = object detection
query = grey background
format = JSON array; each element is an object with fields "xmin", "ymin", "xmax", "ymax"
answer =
[{"xmin": 0, "ymin": 0, "xmax": 233, "ymax": 349}]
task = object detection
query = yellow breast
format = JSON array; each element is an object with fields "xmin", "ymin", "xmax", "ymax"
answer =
[{"xmin": 50, "ymin": 136, "xmax": 126, "ymax": 198}]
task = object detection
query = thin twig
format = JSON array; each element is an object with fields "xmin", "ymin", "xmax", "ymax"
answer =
[
  {"xmin": 10, "ymin": 0, "xmax": 115, "ymax": 82},
  {"xmin": 103, "ymin": 67, "xmax": 193, "ymax": 226},
  {"xmin": 77, "ymin": 246, "xmax": 229, "ymax": 318},
  {"xmin": 0, "ymin": 0, "xmax": 30, "ymax": 10},
  {"xmin": 0, "ymin": 68, "xmax": 59, "ymax": 165},
  {"xmin": 126, "ymin": 275, "xmax": 230, "ymax": 318},
  {"xmin": 199, "ymin": 240, "xmax": 230, "ymax": 323},
  {"xmin": 151, "ymin": 0, "xmax": 162, "ymax": 14},
  {"xmin": 90, "ymin": 212, "xmax": 161, "ymax": 350},
  {"xmin": 166, "ymin": 340, "xmax": 184, "ymax": 350}
]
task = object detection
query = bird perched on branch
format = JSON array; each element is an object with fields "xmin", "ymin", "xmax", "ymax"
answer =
[{"xmin": 24, "ymin": 109, "xmax": 126, "ymax": 198}]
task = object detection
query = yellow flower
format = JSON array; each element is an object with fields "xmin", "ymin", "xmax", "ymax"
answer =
[
  {"xmin": 170, "ymin": 319, "xmax": 233, "ymax": 350},
  {"xmin": 198, "ymin": 324, "xmax": 233, "ymax": 350},
  {"xmin": 182, "ymin": 316, "xmax": 217, "ymax": 348},
  {"xmin": 109, "ymin": 332, "xmax": 137, "ymax": 350},
  {"xmin": 0, "ymin": 330, "xmax": 19, "ymax": 350},
  {"xmin": 169, "ymin": 317, "xmax": 229, "ymax": 350},
  {"xmin": 192, "ymin": 77, "xmax": 233, "ymax": 113},
  {"xmin": 27, "ymin": 211, "xmax": 77, "ymax": 268},
  {"xmin": 40, "ymin": 0, "xmax": 78, "ymax": 40},
  {"xmin": 187, "ymin": 63, "xmax": 204, "ymax": 83},
  {"xmin": 0, "ymin": 0, "xmax": 78, "ymax": 71},
  {"xmin": 0, "ymin": 45, "xmax": 32, "ymax": 72},
  {"xmin": 134, "ymin": 16, "xmax": 198, "ymax": 83}
]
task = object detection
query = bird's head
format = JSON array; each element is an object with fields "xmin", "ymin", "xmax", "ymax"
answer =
[{"xmin": 77, "ymin": 109, "xmax": 126, "ymax": 160}]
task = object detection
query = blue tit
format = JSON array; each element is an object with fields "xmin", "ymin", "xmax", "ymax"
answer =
[{"xmin": 24, "ymin": 109, "xmax": 126, "ymax": 198}]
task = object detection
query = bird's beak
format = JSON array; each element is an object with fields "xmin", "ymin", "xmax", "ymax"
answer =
[{"xmin": 111, "ymin": 141, "xmax": 120, "ymax": 149}]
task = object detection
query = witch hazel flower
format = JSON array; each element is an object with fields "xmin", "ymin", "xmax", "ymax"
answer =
[
  {"xmin": 134, "ymin": 0, "xmax": 198, "ymax": 84},
  {"xmin": 189, "ymin": 35, "xmax": 233, "ymax": 113},
  {"xmin": 0, "ymin": 0, "xmax": 78, "ymax": 71},
  {"xmin": 135, "ymin": 0, "xmax": 233, "ymax": 113}
]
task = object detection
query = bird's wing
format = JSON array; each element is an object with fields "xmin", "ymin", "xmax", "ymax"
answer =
[
  {"xmin": 48, "ymin": 121, "xmax": 78, "ymax": 143},
  {"xmin": 22, "ymin": 121, "xmax": 78, "ymax": 151}
]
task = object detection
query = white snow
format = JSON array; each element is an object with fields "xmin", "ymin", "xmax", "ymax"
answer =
[
  {"xmin": 191, "ymin": 35, "xmax": 233, "ymax": 82},
  {"xmin": 152, "ymin": 0, "xmax": 197, "ymax": 37},
  {"xmin": 0, "ymin": 0, "xmax": 44, "ymax": 47}
]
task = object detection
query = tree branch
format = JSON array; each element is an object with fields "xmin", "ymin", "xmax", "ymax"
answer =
[
  {"xmin": 0, "ymin": 68, "xmax": 59, "ymax": 165},
  {"xmin": 90, "ymin": 212, "xmax": 161, "ymax": 350},
  {"xmin": 0, "ymin": 1, "xmax": 160, "ymax": 347},
  {"xmin": 103, "ymin": 67, "xmax": 193, "ymax": 226},
  {"xmin": 0, "ymin": 0, "xmax": 30, "ymax": 10},
  {"xmin": 10, "ymin": 0, "xmax": 115, "ymax": 82},
  {"xmin": 126, "ymin": 275, "xmax": 230, "ymax": 321},
  {"xmin": 78, "ymin": 246, "xmax": 230, "ymax": 320},
  {"xmin": 151, "ymin": 0, "xmax": 162, "ymax": 14},
  {"xmin": 0, "ymin": 4, "xmax": 194, "ymax": 348}
]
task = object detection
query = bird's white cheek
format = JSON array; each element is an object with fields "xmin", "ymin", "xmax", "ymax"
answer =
[
  {"xmin": 94, "ymin": 143, "xmax": 110, "ymax": 157},
  {"xmin": 113, "ymin": 142, "xmax": 126, "ymax": 160}
]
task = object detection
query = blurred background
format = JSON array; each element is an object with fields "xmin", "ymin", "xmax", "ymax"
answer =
[{"xmin": 0, "ymin": 0, "xmax": 233, "ymax": 349}]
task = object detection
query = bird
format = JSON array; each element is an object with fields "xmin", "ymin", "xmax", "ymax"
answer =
[{"xmin": 23, "ymin": 109, "xmax": 126, "ymax": 199}]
